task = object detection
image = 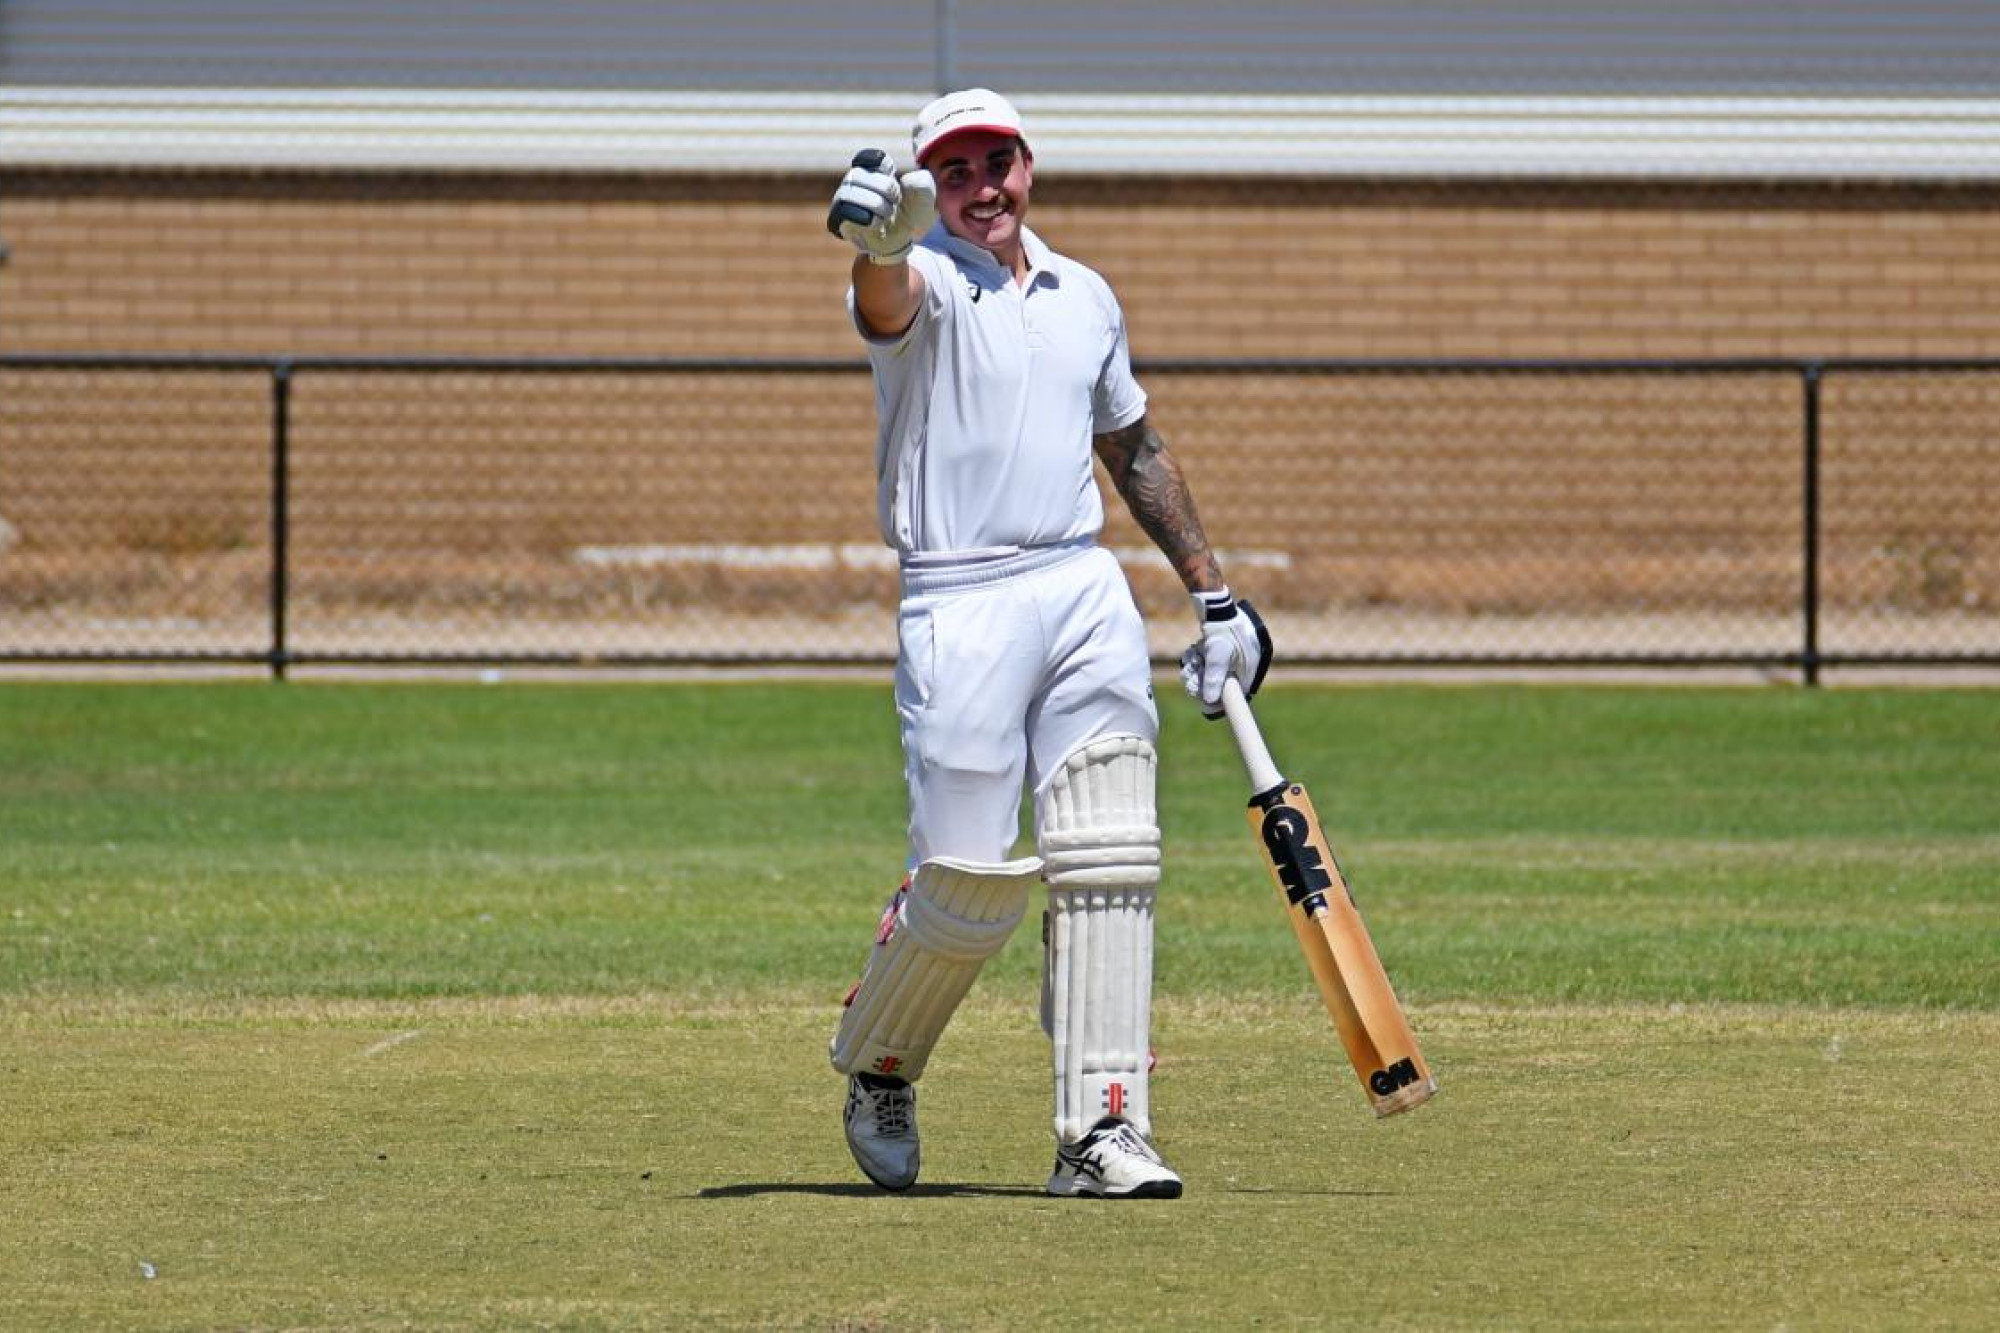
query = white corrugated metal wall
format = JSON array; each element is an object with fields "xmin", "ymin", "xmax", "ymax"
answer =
[
  {"xmin": 3, "ymin": 3, "xmax": 2000, "ymax": 178},
  {"xmin": 5, "ymin": 1, "xmax": 2000, "ymax": 95}
]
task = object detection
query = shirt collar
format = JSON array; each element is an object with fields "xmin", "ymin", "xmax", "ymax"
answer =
[{"xmin": 928, "ymin": 223, "xmax": 1056, "ymax": 287}]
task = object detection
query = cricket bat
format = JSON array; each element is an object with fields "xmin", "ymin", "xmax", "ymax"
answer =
[{"xmin": 1219, "ymin": 678, "xmax": 1437, "ymax": 1117}]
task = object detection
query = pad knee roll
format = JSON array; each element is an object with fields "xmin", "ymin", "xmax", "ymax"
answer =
[
  {"xmin": 830, "ymin": 856, "xmax": 1041, "ymax": 1083},
  {"xmin": 1038, "ymin": 735, "xmax": 1161, "ymax": 1142},
  {"xmin": 1039, "ymin": 734, "xmax": 1161, "ymax": 892}
]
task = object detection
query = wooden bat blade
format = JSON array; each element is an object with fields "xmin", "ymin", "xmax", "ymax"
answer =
[{"xmin": 1247, "ymin": 779, "xmax": 1436, "ymax": 1117}]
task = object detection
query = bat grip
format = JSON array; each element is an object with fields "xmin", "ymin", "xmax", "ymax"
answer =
[{"xmin": 1220, "ymin": 678, "xmax": 1284, "ymax": 793}]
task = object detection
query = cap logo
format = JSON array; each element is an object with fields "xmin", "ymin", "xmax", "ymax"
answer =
[{"xmin": 932, "ymin": 103, "xmax": 987, "ymax": 129}]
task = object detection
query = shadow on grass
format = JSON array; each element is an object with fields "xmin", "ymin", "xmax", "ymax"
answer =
[
  {"xmin": 700, "ymin": 1181, "xmax": 1045, "ymax": 1199},
  {"xmin": 700, "ymin": 1182, "xmax": 1398, "ymax": 1199}
]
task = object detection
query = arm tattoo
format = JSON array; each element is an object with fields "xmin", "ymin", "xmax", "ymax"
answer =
[{"xmin": 1094, "ymin": 416, "xmax": 1224, "ymax": 593}]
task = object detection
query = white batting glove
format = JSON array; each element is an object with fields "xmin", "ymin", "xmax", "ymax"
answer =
[
  {"xmin": 826, "ymin": 149, "xmax": 937, "ymax": 266},
  {"xmin": 1180, "ymin": 588, "xmax": 1273, "ymax": 719}
]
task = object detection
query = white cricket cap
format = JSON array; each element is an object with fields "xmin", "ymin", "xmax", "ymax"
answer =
[{"xmin": 912, "ymin": 88, "xmax": 1029, "ymax": 166}]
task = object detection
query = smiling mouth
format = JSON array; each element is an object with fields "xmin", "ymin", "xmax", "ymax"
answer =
[{"xmin": 965, "ymin": 199, "xmax": 1010, "ymax": 224}]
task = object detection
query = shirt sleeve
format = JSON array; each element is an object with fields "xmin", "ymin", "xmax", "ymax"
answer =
[{"xmin": 1091, "ymin": 283, "xmax": 1149, "ymax": 434}]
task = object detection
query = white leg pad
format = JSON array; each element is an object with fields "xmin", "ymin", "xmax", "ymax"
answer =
[
  {"xmin": 830, "ymin": 855, "xmax": 1042, "ymax": 1083},
  {"xmin": 1038, "ymin": 735, "xmax": 1161, "ymax": 1143}
]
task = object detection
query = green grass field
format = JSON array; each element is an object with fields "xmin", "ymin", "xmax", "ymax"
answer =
[{"xmin": 3, "ymin": 680, "xmax": 1995, "ymax": 1330}]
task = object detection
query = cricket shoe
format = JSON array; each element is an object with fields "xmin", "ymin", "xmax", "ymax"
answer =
[
  {"xmin": 844, "ymin": 1072, "xmax": 919, "ymax": 1191},
  {"xmin": 1047, "ymin": 1116, "xmax": 1183, "ymax": 1199}
]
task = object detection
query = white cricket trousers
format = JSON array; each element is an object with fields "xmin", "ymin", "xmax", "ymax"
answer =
[{"xmin": 896, "ymin": 540, "xmax": 1158, "ymax": 865}]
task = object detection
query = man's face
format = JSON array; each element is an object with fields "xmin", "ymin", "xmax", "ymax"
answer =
[{"xmin": 925, "ymin": 131, "xmax": 1033, "ymax": 255}]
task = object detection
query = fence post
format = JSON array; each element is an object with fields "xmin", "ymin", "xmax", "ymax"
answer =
[
  {"xmin": 934, "ymin": 0, "xmax": 957, "ymax": 92},
  {"xmin": 270, "ymin": 360, "xmax": 293, "ymax": 680},
  {"xmin": 1801, "ymin": 361, "xmax": 1823, "ymax": 687}
]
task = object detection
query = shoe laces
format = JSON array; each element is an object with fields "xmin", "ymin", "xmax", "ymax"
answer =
[
  {"xmin": 1069, "ymin": 1117, "xmax": 1160, "ymax": 1170},
  {"xmin": 863, "ymin": 1082, "xmax": 914, "ymax": 1136}
]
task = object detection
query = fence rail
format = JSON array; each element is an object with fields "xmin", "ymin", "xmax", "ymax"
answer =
[{"xmin": 3, "ymin": 353, "xmax": 1996, "ymax": 682}]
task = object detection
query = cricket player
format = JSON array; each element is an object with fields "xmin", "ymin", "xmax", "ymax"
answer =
[{"xmin": 826, "ymin": 89, "xmax": 1271, "ymax": 1199}]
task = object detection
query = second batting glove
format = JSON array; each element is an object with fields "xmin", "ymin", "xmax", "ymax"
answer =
[
  {"xmin": 827, "ymin": 149, "xmax": 938, "ymax": 265},
  {"xmin": 1180, "ymin": 588, "xmax": 1273, "ymax": 718}
]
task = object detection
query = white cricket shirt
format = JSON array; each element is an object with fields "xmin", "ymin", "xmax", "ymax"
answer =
[{"xmin": 849, "ymin": 224, "xmax": 1149, "ymax": 558}]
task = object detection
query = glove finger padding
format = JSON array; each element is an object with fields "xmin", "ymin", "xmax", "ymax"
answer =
[
  {"xmin": 827, "ymin": 148, "xmax": 897, "ymax": 237},
  {"xmin": 1177, "ymin": 644, "xmax": 1217, "ymax": 720},
  {"xmin": 833, "ymin": 169, "xmax": 900, "ymax": 244}
]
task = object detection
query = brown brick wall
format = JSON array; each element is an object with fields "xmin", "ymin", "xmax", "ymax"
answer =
[
  {"xmin": 5, "ymin": 169, "xmax": 2000, "ymax": 359},
  {"xmin": 4, "ymin": 169, "xmax": 1997, "ymax": 660}
]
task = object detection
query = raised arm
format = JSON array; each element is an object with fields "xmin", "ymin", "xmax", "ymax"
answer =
[
  {"xmin": 828, "ymin": 149, "xmax": 935, "ymax": 338},
  {"xmin": 852, "ymin": 255, "xmax": 925, "ymax": 340}
]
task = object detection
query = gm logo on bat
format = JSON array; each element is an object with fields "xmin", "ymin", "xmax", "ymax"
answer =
[
  {"xmin": 1259, "ymin": 804, "xmax": 1332, "ymax": 908},
  {"xmin": 1370, "ymin": 1057, "xmax": 1423, "ymax": 1098}
]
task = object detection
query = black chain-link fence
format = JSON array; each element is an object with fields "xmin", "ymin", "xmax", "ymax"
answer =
[{"xmin": 2, "ymin": 354, "xmax": 1996, "ymax": 679}]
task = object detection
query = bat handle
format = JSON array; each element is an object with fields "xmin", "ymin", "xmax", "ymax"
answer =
[{"xmin": 1220, "ymin": 678, "xmax": 1285, "ymax": 794}]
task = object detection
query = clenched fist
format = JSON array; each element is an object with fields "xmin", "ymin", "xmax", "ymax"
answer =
[{"xmin": 827, "ymin": 149, "xmax": 938, "ymax": 266}]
